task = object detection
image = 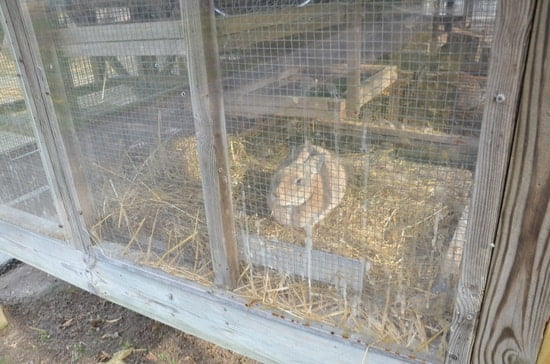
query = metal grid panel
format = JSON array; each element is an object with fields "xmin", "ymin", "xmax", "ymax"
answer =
[
  {"xmin": 25, "ymin": 1, "xmax": 213, "ymax": 282},
  {"xmin": 0, "ymin": 24, "xmax": 60, "ymax": 227},
  {"xmin": 216, "ymin": 0, "xmax": 496, "ymax": 359},
  {"xmin": 13, "ymin": 0, "xmax": 498, "ymax": 361}
]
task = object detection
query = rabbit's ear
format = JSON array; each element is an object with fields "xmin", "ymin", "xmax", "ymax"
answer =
[
  {"xmin": 290, "ymin": 145, "xmax": 297, "ymax": 159},
  {"xmin": 307, "ymin": 154, "xmax": 325, "ymax": 174},
  {"xmin": 294, "ymin": 145, "xmax": 312, "ymax": 164}
]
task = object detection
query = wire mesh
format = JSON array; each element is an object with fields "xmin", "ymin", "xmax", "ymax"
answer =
[
  {"xmin": 0, "ymin": 21, "xmax": 61, "ymax": 230},
  {"xmin": 13, "ymin": 0, "xmax": 498, "ymax": 360},
  {"xmin": 23, "ymin": 1, "xmax": 212, "ymax": 283},
  {"xmin": 215, "ymin": 0, "xmax": 496, "ymax": 359}
]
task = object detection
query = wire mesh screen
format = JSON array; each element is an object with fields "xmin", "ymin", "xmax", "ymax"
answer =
[
  {"xmin": 0, "ymin": 21, "xmax": 61, "ymax": 231},
  {"xmin": 215, "ymin": 0, "xmax": 496, "ymax": 359},
  {"xmin": 23, "ymin": 1, "xmax": 213, "ymax": 283},
  {"xmin": 13, "ymin": 0, "xmax": 497, "ymax": 360}
]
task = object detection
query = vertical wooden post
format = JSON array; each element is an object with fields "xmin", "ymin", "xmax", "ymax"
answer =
[
  {"xmin": 471, "ymin": 0, "xmax": 550, "ymax": 363},
  {"xmin": 346, "ymin": 0, "xmax": 362, "ymax": 118},
  {"xmin": 0, "ymin": 1, "xmax": 94, "ymax": 253},
  {"xmin": 180, "ymin": 0, "xmax": 239, "ymax": 289},
  {"xmin": 446, "ymin": 0, "xmax": 539, "ymax": 362}
]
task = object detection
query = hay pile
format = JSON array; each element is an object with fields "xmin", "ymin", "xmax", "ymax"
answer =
[{"xmin": 94, "ymin": 119, "xmax": 472, "ymax": 359}]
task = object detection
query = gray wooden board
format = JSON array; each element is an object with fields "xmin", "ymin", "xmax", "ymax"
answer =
[
  {"xmin": 240, "ymin": 233, "xmax": 367, "ymax": 293},
  {"xmin": 0, "ymin": 219, "xmax": 419, "ymax": 364}
]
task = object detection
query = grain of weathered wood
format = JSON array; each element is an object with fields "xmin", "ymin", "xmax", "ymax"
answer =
[
  {"xmin": 446, "ymin": 0, "xmax": 539, "ymax": 362},
  {"xmin": 0, "ymin": 0, "xmax": 93, "ymax": 252},
  {"xmin": 180, "ymin": 0, "xmax": 239, "ymax": 289},
  {"xmin": 0, "ymin": 220, "xmax": 412, "ymax": 364},
  {"xmin": 472, "ymin": 1, "xmax": 550, "ymax": 362}
]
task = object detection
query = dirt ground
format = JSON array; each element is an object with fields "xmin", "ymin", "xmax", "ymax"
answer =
[{"xmin": 0, "ymin": 262, "xmax": 257, "ymax": 364}]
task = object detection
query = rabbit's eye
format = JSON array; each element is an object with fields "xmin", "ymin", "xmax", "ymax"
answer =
[{"xmin": 295, "ymin": 178, "xmax": 304, "ymax": 186}]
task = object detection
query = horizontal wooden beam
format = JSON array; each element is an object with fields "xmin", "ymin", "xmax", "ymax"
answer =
[
  {"xmin": 55, "ymin": 3, "xmax": 349, "ymax": 57},
  {"xmin": 224, "ymin": 93, "xmax": 345, "ymax": 120},
  {"xmin": 215, "ymin": 3, "xmax": 348, "ymax": 35},
  {"xmin": 61, "ymin": 39, "xmax": 185, "ymax": 57},
  {"xmin": 0, "ymin": 220, "xmax": 412, "ymax": 364}
]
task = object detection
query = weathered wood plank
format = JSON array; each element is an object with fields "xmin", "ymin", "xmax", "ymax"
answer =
[
  {"xmin": 55, "ymin": 4, "xmax": 348, "ymax": 57},
  {"xmin": 62, "ymin": 39, "xmax": 185, "ymax": 57},
  {"xmin": 224, "ymin": 65, "xmax": 397, "ymax": 121},
  {"xmin": 226, "ymin": 66, "xmax": 300, "ymax": 95},
  {"xmin": 216, "ymin": 3, "xmax": 348, "ymax": 35},
  {"xmin": 0, "ymin": 1, "xmax": 94, "ymax": 252},
  {"xmin": 181, "ymin": 0, "xmax": 239, "ymax": 289},
  {"xmin": 471, "ymin": 1, "xmax": 550, "ymax": 363},
  {"xmin": 359, "ymin": 65, "xmax": 398, "ymax": 105},
  {"xmin": 57, "ymin": 4, "xmax": 346, "ymax": 45},
  {"xmin": 339, "ymin": 119, "xmax": 479, "ymax": 162},
  {"xmin": 58, "ymin": 20, "xmax": 181, "ymax": 45},
  {"xmin": 224, "ymin": 93, "xmax": 345, "ymax": 120},
  {"xmin": 446, "ymin": 0, "xmax": 540, "ymax": 362},
  {"xmin": 217, "ymin": 11, "xmax": 346, "ymax": 51},
  {"xmin": 0, "ymin": 220, "xmax": 412, "ymax": 364}
]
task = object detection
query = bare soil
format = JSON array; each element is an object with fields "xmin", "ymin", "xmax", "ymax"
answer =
[{"xmin": 0, "ymin": 263, "xmax": 257, "ymax": 364}]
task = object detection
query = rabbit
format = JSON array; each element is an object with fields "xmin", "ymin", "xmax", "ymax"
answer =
[{"xmin": 268, "ymin": 144, "xmax": 347, "ymax": 229}]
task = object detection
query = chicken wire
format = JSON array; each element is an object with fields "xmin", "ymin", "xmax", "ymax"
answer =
[
  {"xmin": 23, "ymin": 0, "xmax": 213, "ymax": 283},
  {"xmin": 15, "ymin": 0, "xmax": 497, "ymax": 361},
  {"xmin": 0, "ymin": 24, "xmax": 61, "ymax": 229},
  {"xmin": 215, "ymin": 0, "xmax": 495, "ymax": 359}
]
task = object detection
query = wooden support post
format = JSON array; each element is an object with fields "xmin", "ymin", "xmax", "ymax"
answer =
[
  {"xmin": 345, "ymin": 0, "xmax": 362, "ymax": 118},
  {"xmin": 0, "ymin": 1, "xmax": 94, "ymax": 253},
  {"xmin": 180, "ymin": 0, "xmax": 239, "ymax": 289},
  {"xmin": 446, "ymin": 0, "xmax": 541, "ymax": 362},
  {"xmin": 471, "ymin": 1, "xmax": 550, "ymax": 362}
]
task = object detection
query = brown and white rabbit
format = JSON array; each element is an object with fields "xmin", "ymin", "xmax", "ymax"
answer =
[{"xmin": 268, "ymin": 144, "xmax": 347, "ymax": 229}]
